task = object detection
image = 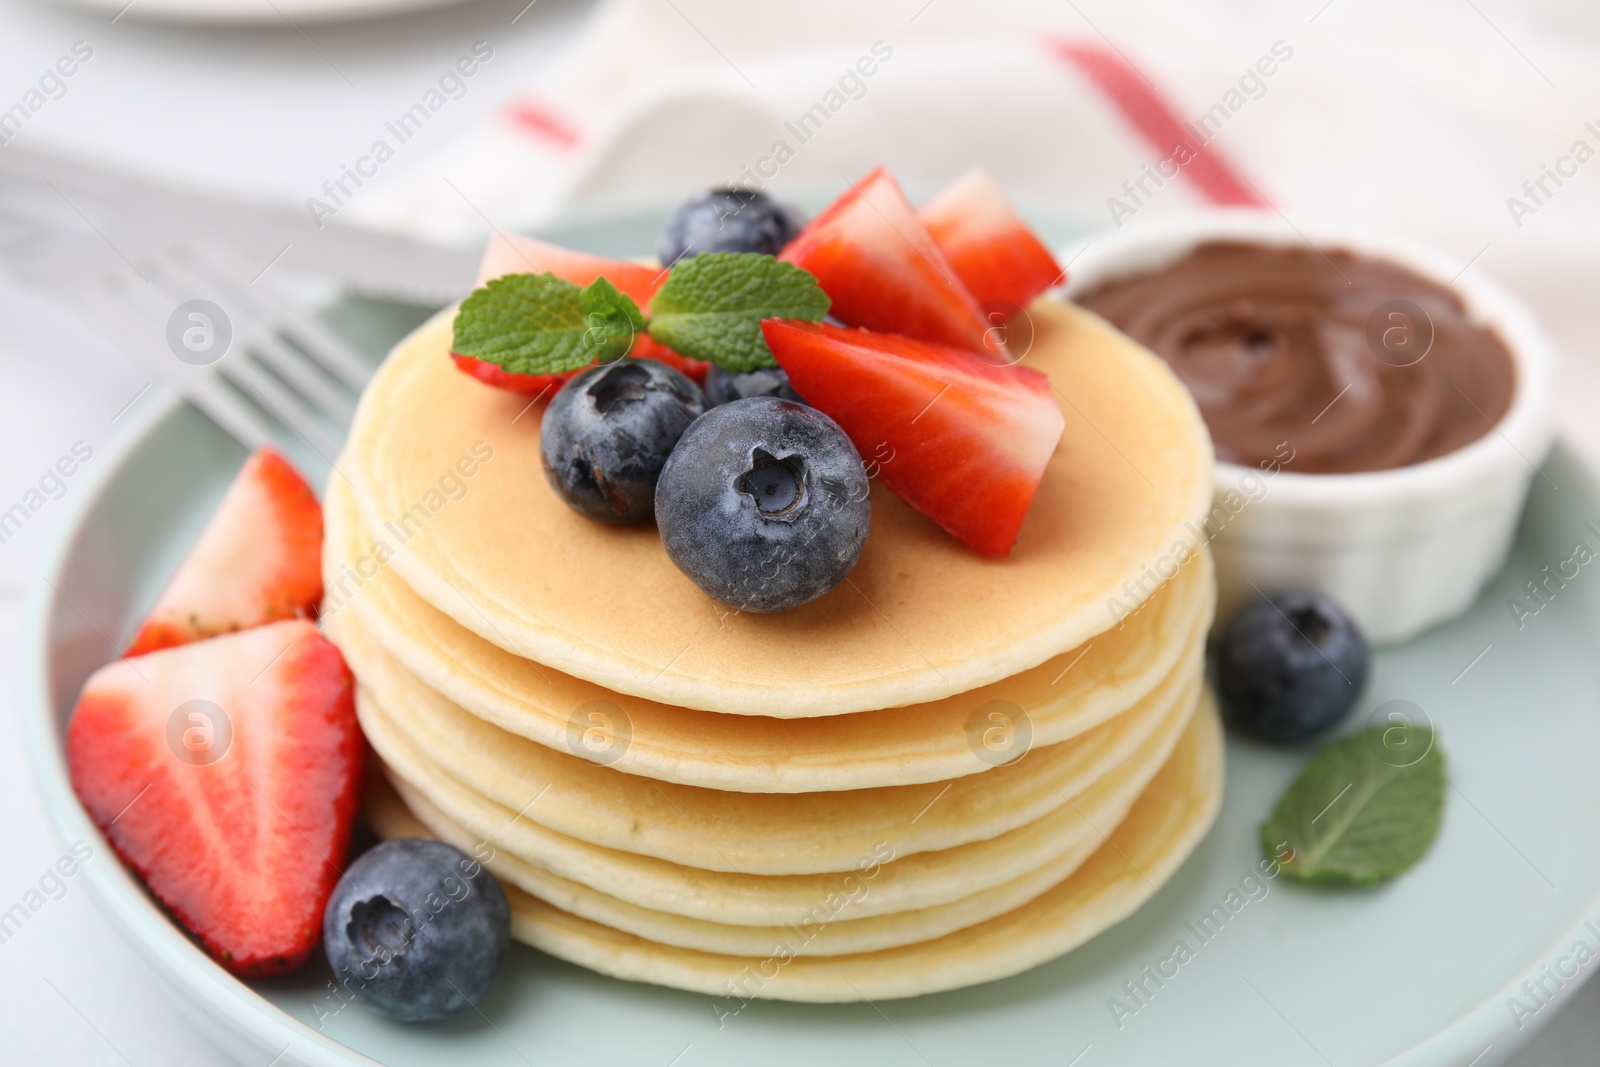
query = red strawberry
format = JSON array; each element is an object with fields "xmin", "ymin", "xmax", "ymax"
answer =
[
  {"xmin": 452, "ymin": 353, "xmax": 564, "ymax": 395},
  {"xmin": 778, "ymin": 167, "xmax": 997, "ymax": 358},
  {"xmin": 461, "ymin": 232, "xmax": 708, "ymax": 391},
  {"xmin": 67, "ymin": 620, "xmax": 362, "ymax": 976},
  {"xmin": 763, "ymin": 319, "xmax": 1065, "ymax": 556},
  {"xmin": 920, "ymin": 168, "xmax": 1064, "ymax": 309},
  {"xmin": 125, "ymin": 449, "xmax": 323, "ymax": 657}
]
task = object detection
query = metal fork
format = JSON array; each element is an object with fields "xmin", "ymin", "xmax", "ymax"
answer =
[
  {"xmin": 8, "ymin": 227, "xmax": 378, "ymax": 465},
  {"xmin": 0, "ymin": 144, "xmax": 479, "ymax": 463}
]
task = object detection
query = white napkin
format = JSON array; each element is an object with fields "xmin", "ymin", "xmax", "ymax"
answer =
[{"xmin": 349, "ymin": 0, "xmax": 1600, "ymax": 458}]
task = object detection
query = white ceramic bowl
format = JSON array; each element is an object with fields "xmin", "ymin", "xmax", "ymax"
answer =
[{"xmin": 1062, "ymin": 210, "xmax": 1558, "ymax": 644}]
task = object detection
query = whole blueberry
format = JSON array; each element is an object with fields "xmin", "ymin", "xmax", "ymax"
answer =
[
  {"xmin": 322, "ymin": 838, "xmax": 510, "ymax": 1022},
  {"xmin": 703, "ymin": 364, "xmax": 805, "ymax": 407},
  {"xmin": 1217, "ymin": 588, "xmax": 1369, "ymax": 744},
  {"xmin": 657, "ymin": 187, "xmax": 805, "ymax": 266},
  {"xmin": 541, "ymin": 359, "xmax": 706, "ymax": 524},
  {"xmin": 655, "ymin": 397, "xmax": 870, "ymax": 612}
]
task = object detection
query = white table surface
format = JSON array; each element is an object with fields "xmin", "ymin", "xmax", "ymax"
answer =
[{"xmin": 1, "ymin": 0, "xmax": 1597, "ymax": 1063}]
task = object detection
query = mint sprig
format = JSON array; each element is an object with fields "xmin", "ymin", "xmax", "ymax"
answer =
[
  {"xmin": 1261, "ymin": 724, "xmax": 1446, "ymax": 885},
  {"xmin": 648, "ymin": 253, "xmax": 830, "ymax": 372},
  {"xmin": 451, "ymin": 252, "xmax": 829, "ymax": 377},
  {"xmin": 452, "ymin": 273, "xmax": 643, "ymax": 374}
]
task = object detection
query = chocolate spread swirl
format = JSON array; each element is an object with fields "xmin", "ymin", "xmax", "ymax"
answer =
[{"xmin": 1076, "ymin": 242, "xmax": 1516, "ymax": 474}]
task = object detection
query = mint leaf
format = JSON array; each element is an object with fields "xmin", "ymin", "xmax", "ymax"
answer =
[
  {"xmin": 452, "ymin": 273, "xmax": 629, "ymax": 375},
  {"xmin": 1261, "ymin": 725, "xmax": 1446, "ymax": 885},
  {"xmin": 648, "ymin": 253, "xmax": 830, "ymax": 372},
  {"xmin": 580, "ymin": 276, "xmax": 647, "ymax": 357}
]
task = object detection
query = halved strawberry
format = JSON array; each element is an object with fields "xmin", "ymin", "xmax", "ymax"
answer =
[
  {"xmin": 920, "ymin": 168, "xmax": 1064, "ymax": 309},
  {"xmin": 67, "ymin": 620, "xmax": 362, "ymax": 976},
  {"xmin": 778, "ymin": 167, "xmax": 996, "ymax": 358},
  {"xmin": 125, "ymin": 449, "xmax": 322, "ymax": 657},
  {"xmin": 461, "ymin": 232, "xmax": 708, "ymax": 390},
  {"xmin": 763, "ymin": 319, "xmax": 1065, "ymax": 556}
]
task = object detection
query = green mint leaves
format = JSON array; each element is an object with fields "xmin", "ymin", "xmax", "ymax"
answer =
[
  {"xmin": 450, "ymin": 253, "xmax": 829, "ymax": 376},
  {"xmin": 1261, "ymin": 724, "xmax": 1446, "ymax": 886},
  {"xmin": 648, "ymin": 253, "xmax": 831, "ymax": 372},
  {"xmin": 452, "ymin": 273, "xmax": 644, "ymax": 374}
]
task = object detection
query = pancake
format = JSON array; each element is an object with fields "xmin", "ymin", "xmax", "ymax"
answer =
[
  {"xmin": 323, "ymin": 473, "xmax": 1214, "ymax": 793},
  {"xmin": 359, "ymin": 675, "xmax": 1202, "ymax": 926},
  {"xmin": 373, "ymin": 767, "xmax": 1105, "ymax": 958},
  {"xmin": 365, "ymin": 691, "xmax": 1223, "ymax": 1000},
  {"xmin": 338, "ymin": 608, "xmax": 1201, "ymax": 874},
  {"xmin": 340, "ymin": 296, "xmax": 1213, "ymax": 716}
]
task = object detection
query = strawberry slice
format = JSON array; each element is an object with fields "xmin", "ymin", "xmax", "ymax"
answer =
[
  {"xmin": 778, "ymin": 167, "xmax": 998, "ymax": 358},
  {"xmin": 451, "ymin": 347, "xmax": 709, "ymax": 395},
  {"xmin": 474, "ymin": 231, "xmax": 666, "ymax": 298},
  {"xmin": 920, "ymin": 168, "xmax": 1064, "ymax": 309},
  {"xmin": 460, "ymin": 232, "xmax": 708, "ymax": 391},
  {"xmin": 125, "ymin": 449, "xmax": 322, "ymax": 658},
  {"xmin": 67, "ymin": 620, "xmax": 362, "ymax": 976},
  {"xmin": 763, "ymin": 319, "xmax": 1065, "ymax": 556}
]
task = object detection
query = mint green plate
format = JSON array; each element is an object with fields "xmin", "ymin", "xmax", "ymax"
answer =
[{"xmin": 23, "ymin": 212, "xmax": 1600, "ymax": 1067}]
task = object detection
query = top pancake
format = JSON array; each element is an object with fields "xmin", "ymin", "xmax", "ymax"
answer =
[{"xmin": 342, "ymin": 297, "xmax": 1213, "ymax": 716}]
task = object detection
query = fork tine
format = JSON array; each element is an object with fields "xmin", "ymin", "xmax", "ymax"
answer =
[
  {"xmin": 215, "ymin": 348, "xmax": 345, "ymax": 461},
  {"xmin": 228, "ymin": 322, "xmax": 356, "ymax": 425},
  {"xmin": 245, "ymin": 289, "xmax": 376, "ymax": 392},
  {"xmin": 169, "ymin": 244, "xmax": 375, "ymax": 390}
]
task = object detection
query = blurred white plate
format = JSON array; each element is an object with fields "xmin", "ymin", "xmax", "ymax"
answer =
[{"xmin": 51, "ymin": 0, "xmax": 483, "ymax": 26}]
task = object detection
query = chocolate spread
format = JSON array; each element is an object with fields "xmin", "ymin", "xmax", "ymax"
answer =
[{"xmin": 1076, "ymin": 242, "xmax": 1516, "ymax": 474}]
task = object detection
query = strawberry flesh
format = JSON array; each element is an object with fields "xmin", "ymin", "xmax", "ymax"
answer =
[
  {"xmin": 763, "ymin": 319, "xmax": 1065, "ymax": 556},
  {"xmin": 67, "ymin": 620, "xmax": 362, "ymax": 976},
  {"xmin": 126, "ymin": 448, "xmax": 323, "ymax": 657},
  {"xmin": 779, "ymin": 167, "xmax": 998, "ymax": 358},
  {"xmin": 920, "ymin": 168, "xmax": 1064, "ymax": 309},
  {"xmin": 461, "ymin": 232, "xmax": 708, "ymax": 390}
]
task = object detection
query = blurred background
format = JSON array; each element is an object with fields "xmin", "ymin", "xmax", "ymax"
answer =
[{"xmin": 3, "ymin": 0, "xmax": 1600, "ymax": 1061}]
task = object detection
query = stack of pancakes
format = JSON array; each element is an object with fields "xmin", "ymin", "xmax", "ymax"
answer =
[{"xmin": 323, "ymin": 297, "xmax": 1222, "ymax": 1002}]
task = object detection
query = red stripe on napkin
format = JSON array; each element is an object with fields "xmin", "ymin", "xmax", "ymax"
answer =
[
  {"xmin": 505, "ymin": 101, "xmax": 583, "ymax": 151},
  {"xmin": 1048, "ymin": 38, "xmax": 1266, "ymax": 207}
]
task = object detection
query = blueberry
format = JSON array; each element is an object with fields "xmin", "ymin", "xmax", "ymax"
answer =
[
  {"xmin": 541, "ymin": 359, "xmax": 706, "ymax": 524},
  {"xmin": 1216, "ymin": 588, "xmax": 1369, "ymax": 744},
  {"xmin": 657, "ymin": 187, "xmax": 805, "ymax": 266},
  {"xmin": 655, "ymin": 397, "xmax": 870, "ymax": 612},
  {"xmin": 703, "ymin": 364, "xmax": 805, "ymax": 407},
  {"xmin": 322, "ymin": 838, "xmax": 510, "ymax": 1022}
]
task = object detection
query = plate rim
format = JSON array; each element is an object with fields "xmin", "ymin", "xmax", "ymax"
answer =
[{"xmin": 22, "ymin": 389, "xmax": 1600, "ymax": 1067}]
